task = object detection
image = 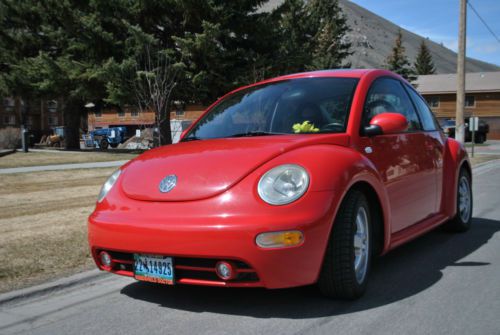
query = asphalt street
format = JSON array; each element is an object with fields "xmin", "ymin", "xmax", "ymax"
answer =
[{"xmin": 1, "ymin": 161, "xmax": 499, "ymax": 335}]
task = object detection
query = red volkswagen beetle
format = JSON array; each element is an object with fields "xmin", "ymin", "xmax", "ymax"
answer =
[{"xmin": 88, "ymin": 69, "xmax": 472, "ymax": 299}]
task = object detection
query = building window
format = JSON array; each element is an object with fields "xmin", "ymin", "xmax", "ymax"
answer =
[
  {"xmin": 175, "ymin": 109, "xmax": 185, "ymax": 116},
  {"xmin": 26, "ymin": 116, "xmax": 33, "ymax": 126},
  {"xmin": 3, "ymin": 98, "xmax": 15, "ymax": 112},
  {"xmin": 465, "ymin": 95, "xmax": 475, "ymax": 108},
  {"xmin": 426, "ymin": 96, "xmax": 440, "ymax": 108},
  {"xmin": 117, "ymin": 109, "xmax": 125, "ymax": 117},
  {"xmin": 131, "ymin": 109, "xmax": 139, "ymax": 117},
  {"xmin": 95, "ymin": 110, "xmax": 102, "ymax": 118},
  {"xmin": 48, "ymin": 116, "xmax": 58, "ymax": 126},
  {"xmin": 3, "ymin": 115, "xmax": 16, "ymax": 125},
  {"xmin": 47, "ymin": 100, "xmax": 58, "ymax": 113}
]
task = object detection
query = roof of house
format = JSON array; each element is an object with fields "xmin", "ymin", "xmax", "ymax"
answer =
[{"xmin": 416, "ymin": 71, "xmax": 500, "ymax": 94}]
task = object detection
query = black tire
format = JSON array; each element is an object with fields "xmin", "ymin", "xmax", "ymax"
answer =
[
  {"xmin": 100, "ymin": 139, "xmax": 109, "ymax": 150},
  {"xmin": 474, "ymin": 134, "xmax": 485, "ymax": 144},
  {"xmin": 110, "ymin": 143, "xmax": 119, "ymax": 148},
  {"xmin": 445, "ymin": 169, "xmax": 473, "ymax": 232},
  {"xmin": 318, "ymin": 190, "xmax": 372, "ymax": 299}
]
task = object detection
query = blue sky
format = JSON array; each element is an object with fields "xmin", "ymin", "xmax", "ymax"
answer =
[{"xmin": 350, "ymin": 0, "xmax": 500, "ymax": 66}]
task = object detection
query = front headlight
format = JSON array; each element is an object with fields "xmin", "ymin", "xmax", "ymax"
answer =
[
  {"xmin": 257, "ymin": 164, "xmax": 309, "ymax": 205},
  {"xmin": 97, "ymin": 169, "xmax": 121, "ymax": 203}
]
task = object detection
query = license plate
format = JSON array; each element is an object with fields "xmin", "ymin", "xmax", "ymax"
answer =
[{"xmin": 133, "ymin": 254, "xmax": 174, "ymax": 285}]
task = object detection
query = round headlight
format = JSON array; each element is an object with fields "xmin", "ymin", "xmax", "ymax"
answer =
[
  {"xmin": 257, "ymin": 164, "xmax": 309, "ymax": 205},
  {"xmin": 97, "ymin": 169, "xmax": 121, "ymax": 203}
]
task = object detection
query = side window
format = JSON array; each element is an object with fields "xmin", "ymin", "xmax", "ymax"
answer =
[
  {"xmin": 405, "ymin": 85, "xmax": 438, "ymax": 131},
  {"xmin": 363, "ymin": 78, "xmax": 422, "ymax": 131}
]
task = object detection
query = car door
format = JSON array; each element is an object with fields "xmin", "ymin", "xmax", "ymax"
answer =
[
  {"xmin": 358, "ymin": 77, "xmax": 437, "ymax": 233},
  {"xmin": 404, "ymin": 84, "xmax": 445, "ymax": 214}
]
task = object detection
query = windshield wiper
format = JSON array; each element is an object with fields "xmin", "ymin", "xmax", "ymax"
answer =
[
  {"xmin": 226, "ymin": 131, "xmax": 283, "ymax": 138},
  {"xmin": 181, "ymin": 136, "xmax": 202, "ymax": 142}
]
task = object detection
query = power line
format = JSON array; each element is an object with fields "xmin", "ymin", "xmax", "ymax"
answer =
[{"xmin": 467, "ymin": 0, "xmax": 500, "ymax": 44}]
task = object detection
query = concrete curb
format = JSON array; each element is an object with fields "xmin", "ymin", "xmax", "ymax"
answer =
[
  {"xmin": 0, "ymin": 159, "xmax": 128, "ymax": 174},
  {"xmin": 0, "ymin": 269, "xmax": 107, "ymax": 306},
  {"xmin": 1, "ymin": 159, "xmax": 500, "ymax": 306},
  {"xmin": 0, "ymin": 149, "xmax": 16, "ymax": 157}
]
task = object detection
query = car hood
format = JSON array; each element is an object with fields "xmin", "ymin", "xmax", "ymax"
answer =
[{"xmin": 120, "ymin": 135, "xmax": 349, "ymax": 202}]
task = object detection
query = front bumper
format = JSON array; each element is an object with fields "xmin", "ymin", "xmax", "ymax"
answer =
[{"xmin": 88, "ymin": 180, "xmax": 339, "ymax": 289}]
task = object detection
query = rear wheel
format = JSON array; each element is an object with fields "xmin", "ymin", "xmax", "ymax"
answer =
[
  {"xmin": 445, "ymin": 169, "xmax": 473, "ymax": 232},
  {"xmin": 318, "ymin": 190, "xmax": 372, "ymax": 299},
  {"xmin": 100, "ymin": 139, "xmax": 109, "ymax": 150}
]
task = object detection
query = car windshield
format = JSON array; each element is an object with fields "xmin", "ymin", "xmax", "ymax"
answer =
[{"xmin": 183, "ymin": 77, "xmax": 359, "ymax": 140}]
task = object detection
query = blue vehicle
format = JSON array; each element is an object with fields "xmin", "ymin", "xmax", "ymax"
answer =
[{"xmin": 89, "ymin": 126, "xmax": 128, "ymax": 149}]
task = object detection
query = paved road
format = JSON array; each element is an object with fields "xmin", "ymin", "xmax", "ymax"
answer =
[
  {"xmin": 0, "ymin": 160, "xmax": 128, "ymax": 174},
  {"xmin": 1, "ymin": 163, "xmax": 499, "ymax": 335}
]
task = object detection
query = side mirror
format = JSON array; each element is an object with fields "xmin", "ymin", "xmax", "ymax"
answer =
[{"xmin": 364, "ymin": 113, "xmax": 408, "ymax": 136}]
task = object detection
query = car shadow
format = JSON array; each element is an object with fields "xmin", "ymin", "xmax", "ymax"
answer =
[{"xmin": 120, "ymin": 217, "xmax": 499, "ymax": 319}]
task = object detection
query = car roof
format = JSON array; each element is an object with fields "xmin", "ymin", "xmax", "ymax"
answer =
[
  {"xmin": 204, "ymin": 69, "xmax": 403, "ymax": 114},
  {"xmin": 222, "ymin": 69, "xmax": 395, "ymax": 96}
]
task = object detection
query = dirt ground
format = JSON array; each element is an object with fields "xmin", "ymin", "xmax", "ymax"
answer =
[
  {"xmin": 0, "ymin": 168, "xmax": 116, "ymax": 293},
  {"xmin": 0, "ymin": 151, "xmax": 137, "ymax": 169}
]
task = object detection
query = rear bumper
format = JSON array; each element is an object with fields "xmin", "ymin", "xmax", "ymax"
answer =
[{"xmin": 88, "ymin": 187, "xmax": 338, "ymax": 289}]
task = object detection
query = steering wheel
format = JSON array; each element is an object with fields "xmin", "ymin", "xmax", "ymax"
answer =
[{"xmin": 320, "ymin": 122, "xmax": 344, "ymax": 132}]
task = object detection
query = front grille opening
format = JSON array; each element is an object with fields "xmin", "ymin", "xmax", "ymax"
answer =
[{"xmin": 96, "ymin": 249, "xmax": 259, "ymax": 284}]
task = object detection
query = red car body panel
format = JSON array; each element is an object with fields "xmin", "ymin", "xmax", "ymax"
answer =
[{"xmin": 88, "ymin": 69, "xmax": 470, "ymax": 288}]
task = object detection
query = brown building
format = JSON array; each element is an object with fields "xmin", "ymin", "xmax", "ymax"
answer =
[
  {"xmin": 0, "ymin": 97, "xmax": 64, "ymax": 136},
  {"xmin": 87, "ymin": 105, "xmax": 155, "ymax": 131},
  {"xmin": 416, "ymin": 72, "xmax": 500, "ymax": 139},
  {"xmin": 87, "ymin": 104, "xmax": 206, "ymax": 132}
]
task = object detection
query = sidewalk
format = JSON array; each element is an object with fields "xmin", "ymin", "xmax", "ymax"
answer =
[{"xmin": 0, "ymin": 160, "xmax": 128, "ymax": 174}]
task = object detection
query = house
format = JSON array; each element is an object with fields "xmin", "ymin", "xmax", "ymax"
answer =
[{"xmin": 416, "ymin": 72, "xmax": 500, "ymax": 139}]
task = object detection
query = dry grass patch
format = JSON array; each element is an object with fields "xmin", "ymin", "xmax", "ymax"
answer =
[
  {"xmin": 0, "ymin": 151, "xmax": 137, "ymax": 168},
  {"xmin": 0, "ymin": 168, "xmax": 115, "ymax": 293}
]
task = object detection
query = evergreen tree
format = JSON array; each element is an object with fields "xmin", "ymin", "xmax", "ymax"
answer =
[
  {"xmin": 385, "ymin": 29, "xmax": 416, "ymax": 82},
  {"xmin": 307, "ymin": 0, "xmax": 352, "ymax": 70},
  {"xmin": 414, "ymin": 40, "xmax": 436, "ymax": 75}
]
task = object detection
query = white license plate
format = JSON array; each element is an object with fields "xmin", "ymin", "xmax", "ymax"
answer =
[{"xmin": 133, "ymin": 254, "xmax": 174, "ymax": 285}]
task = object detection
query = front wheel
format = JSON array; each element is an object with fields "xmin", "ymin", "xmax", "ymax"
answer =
[
  {"xmin": 318, "ymin": 190, "xmax": 372, "ymax": 299},
  {"xmin": 445, "ymin": 169, "xmax": 473, "ymax": 232}
]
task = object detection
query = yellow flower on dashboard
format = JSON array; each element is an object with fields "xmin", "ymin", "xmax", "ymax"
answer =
[{"xmin": 293, "ymin": 121, "xmax": 319, "ymax": 133}]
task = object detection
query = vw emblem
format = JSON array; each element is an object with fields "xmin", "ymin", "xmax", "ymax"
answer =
[{"xmin": 159, "ymin": 175, "xmax": 177, "ymax": 193}]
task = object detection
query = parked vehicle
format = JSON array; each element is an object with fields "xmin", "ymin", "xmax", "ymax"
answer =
[
  {"xmin": 88, "ymin": 69, "xmax": 472, "ymax": 299},
  {"xmin": 440, "ymin": 119, "xmax": 489, "ymax": 144},
  {"xmin": 89, "ymin": 126, "xmax": 128, "ymax": 149}
]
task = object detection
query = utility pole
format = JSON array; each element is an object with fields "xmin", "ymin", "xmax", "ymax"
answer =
[{"xmin": 455, "ymin": 0, "xmax": 467, "ymax": 144}]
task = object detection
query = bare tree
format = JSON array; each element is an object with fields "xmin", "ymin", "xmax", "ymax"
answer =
[{"xmin": 134, "ymin": 45, "xmax": 179, "ymax": 146}]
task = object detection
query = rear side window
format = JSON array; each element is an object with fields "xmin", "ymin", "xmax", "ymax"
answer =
[
  {"xmin": 405, "ymin": 85, "xmax": 438, "ymax": 131},
  {"xmin": 363, "ymin": 78, "xmax": 422, "ymax": 131}
]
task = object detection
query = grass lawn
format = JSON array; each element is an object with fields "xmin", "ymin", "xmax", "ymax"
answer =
[
  {"xmin": 0, "ymin": 168, "xmax": 115, "ymax": 293},
  {"xmin": 0, "ymin": 150, "xmax": 138, "ymax": 169}
]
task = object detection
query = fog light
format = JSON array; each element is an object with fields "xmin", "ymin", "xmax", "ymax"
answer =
[
  {"xmin": 256, "ymin": 230, "xmax": 304, "ymax": 248},
  {"xmin": 99, "ymin": 251, "xmax": 113, "ymax": 269},
  {"xmin": 215, "ymin": 261, "xmax": 236, "ymax": 280}
]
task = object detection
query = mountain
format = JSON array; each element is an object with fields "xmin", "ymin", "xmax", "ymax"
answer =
[
  {"xmin": 261, "ymin": 0, "xmax": 500, "ymax": 73},
  {"xmin": 340, "ymin": 0, "xmax": 499, "ymax": 73}
]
